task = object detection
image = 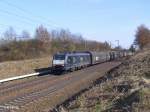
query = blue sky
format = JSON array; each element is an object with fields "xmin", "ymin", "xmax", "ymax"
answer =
[{"xmin": 0, "ymin": 0, "xmax": 150, "ymax": 48}]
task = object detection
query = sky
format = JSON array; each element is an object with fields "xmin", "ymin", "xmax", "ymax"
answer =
[{"xmin": 0, "ymin": 0, "xmax": 150, "ymax": 48}]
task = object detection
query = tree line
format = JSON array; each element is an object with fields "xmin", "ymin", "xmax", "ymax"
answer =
[{"xmin": 0, "ymin": 25, "xmax": 111, "ymax": 62}]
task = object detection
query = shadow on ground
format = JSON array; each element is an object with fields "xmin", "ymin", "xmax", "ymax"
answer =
[{"xmin": 34, "ymin": 67, "xmax": 64, "ymax": 76}]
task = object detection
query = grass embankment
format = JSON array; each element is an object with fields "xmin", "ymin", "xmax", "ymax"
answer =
[
  {"xmin": 56, "ymin": 49, "xmax": 150, "ymax": 112},
  {"xmin": 0, "ymin": 57, "xmax": 51, "ymax": 80}
]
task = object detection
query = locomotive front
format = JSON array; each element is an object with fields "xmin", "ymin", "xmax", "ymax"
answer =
[{"xmin": 52, "ymin": 53, "xmax": 66, "ymax": 71}]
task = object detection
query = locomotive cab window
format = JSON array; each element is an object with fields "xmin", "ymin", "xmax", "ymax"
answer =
[{"xmin": 54, "ymin": 55, "xmax": 65, "ymax": 60}]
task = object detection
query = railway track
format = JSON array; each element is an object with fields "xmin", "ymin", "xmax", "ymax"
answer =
[{"xmin": 0, "ymin": 62, "xmax": 121, "ymax": 112}]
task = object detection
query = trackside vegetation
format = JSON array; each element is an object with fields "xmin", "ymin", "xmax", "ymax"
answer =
[{"xmin": 0, "ymin": 25, "xmax": 111, "ymax": 62}]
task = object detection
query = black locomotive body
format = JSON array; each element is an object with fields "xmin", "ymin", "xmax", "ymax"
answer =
[
  {"xmin": 52, "ymin": 51, "xmax": 119, "ymax": 71},
  {"xmin": 52, "ymin": 51, "xmax": 132, "ymax": 72}
]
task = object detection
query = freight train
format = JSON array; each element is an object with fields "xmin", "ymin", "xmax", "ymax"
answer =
[{"xmin": 52, "ymin": 51, "xmax": 132, "ymax": 72}]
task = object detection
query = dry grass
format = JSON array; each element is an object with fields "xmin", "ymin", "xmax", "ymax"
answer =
[
  {"xmin": 0, "ymin": 56, "xmax": 51, "ymax": 80},
  {"xmin": 132, "ymin": 88, "xmax": 150, "ymax": 112},
  {"xmin": 133, "ymin": 49, "xmax": 150, "ymax": 60},
  {"xmin": 62, "ymin": 75, "xmax": 130, "ymax": 112}
]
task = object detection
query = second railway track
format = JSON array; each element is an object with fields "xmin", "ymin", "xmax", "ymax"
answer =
[{"xmin": 0, "ymin": 61, "xmax": 121, "ymax": 112}]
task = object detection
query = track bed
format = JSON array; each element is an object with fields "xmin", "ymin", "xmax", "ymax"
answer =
[{"xmin": 0, "ymin": 61, "xmax": 121, "ymax": 112}]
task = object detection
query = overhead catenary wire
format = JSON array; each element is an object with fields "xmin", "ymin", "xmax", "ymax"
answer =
[
  {"xmin": 0, "ymin": 9, "xmax": 38, "ymax": 27},
  {"xmin": 0, "ymin": 0, "xmax": 60, "ymax": 29}
]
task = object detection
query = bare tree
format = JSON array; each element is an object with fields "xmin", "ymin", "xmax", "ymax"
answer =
[
  {"xmin": 135, "ymin": 25, "xmax": 150, "ymax": 49},
  {"xmin": 3, "ymin": 27, "xmax": 17, "ymax": 42},
  {"xmin": 35, "ymin": 25, "xmax": 51, "ymax": 51}
]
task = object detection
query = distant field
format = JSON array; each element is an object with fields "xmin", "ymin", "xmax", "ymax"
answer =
[{"xmin": 0, "ymin": 57, "xmax": 51, "ymax": 80}]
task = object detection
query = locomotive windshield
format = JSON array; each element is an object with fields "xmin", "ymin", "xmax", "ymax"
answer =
[{"xmin": 54, "ymin": 54, "xmax": 65, "ymax": 60}]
